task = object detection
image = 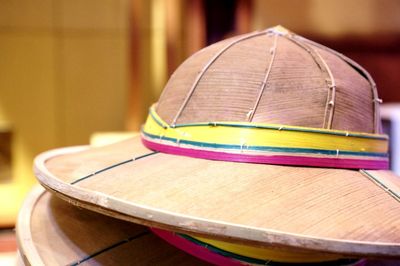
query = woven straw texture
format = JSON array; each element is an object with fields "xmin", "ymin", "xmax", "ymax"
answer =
[
  {"xmin": 33, "ymin": 27, "xmax": 399, "ymax": 259},
  {"xmin": 157, "ymin": 30, "xmax": 376, "ymax": 133}
]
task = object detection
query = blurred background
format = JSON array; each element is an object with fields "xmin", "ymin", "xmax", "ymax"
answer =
[{"xmin": 1, "ymin": 0, "xmax": 400, "ymax": 263}]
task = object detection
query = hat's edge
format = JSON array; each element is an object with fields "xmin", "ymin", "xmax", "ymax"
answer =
[
  {"xmin": 16, "ymin": 185, "xmax": 47, "ymax": 266},
  {"xmin": 34, "ymin": 146, "xmax": 400, "ymax": 259}
]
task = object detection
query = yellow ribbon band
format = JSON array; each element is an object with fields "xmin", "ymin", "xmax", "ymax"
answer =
[
  {"xmin": 191, "ymin": 235, "xmax": 344, "ymax": 263},
  {"xmin": 143, "ymin": 105, "xmax": 388, "ymax": 155}
]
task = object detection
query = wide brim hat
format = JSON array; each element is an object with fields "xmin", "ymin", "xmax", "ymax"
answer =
[
  {"xmin": 17, "ymin": 186, "xmax": 207, "ymax": 265},
  {"xmin": 34, "ymin": 26, "xmax": 400, "ymax": 261}
]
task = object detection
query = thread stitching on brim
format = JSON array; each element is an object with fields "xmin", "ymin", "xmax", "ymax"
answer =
[
  {"xmin": 68, "ymin": 230, "xmax": 150, "ymax": 266},
  {"xmin": 360, "ymin": 170, "xmax": 400, "ymax": 203},
  {"xmin": 69, "ymin": 152, "xmax": 158, "ymax": 185}
]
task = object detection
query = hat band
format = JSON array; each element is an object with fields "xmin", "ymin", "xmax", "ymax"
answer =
[
  {"xmin": 141, "ymin": 106, "xmax": 389, "ymax": 170},
  {"xmin": 151, "ymin": 228, "xmax": 360, "ymax": 264}
]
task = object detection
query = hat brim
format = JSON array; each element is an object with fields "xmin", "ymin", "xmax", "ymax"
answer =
[
  {"xmin": 34, "ymin": 136, "xmax": 400, "ymax": 258},
  {"xmin": 17, "ymin": 185, "xmax": 207, "ymax": 265}
]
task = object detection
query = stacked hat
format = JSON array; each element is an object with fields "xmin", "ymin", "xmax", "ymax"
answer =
[{"xmin": 34, "ymin": 26, "xmax": 400, "ymax": 264}]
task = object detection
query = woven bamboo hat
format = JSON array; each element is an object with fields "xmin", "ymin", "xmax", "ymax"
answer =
[{"xmin": 35, "ymin": 26, "xmax": 400, "ymax": 260}]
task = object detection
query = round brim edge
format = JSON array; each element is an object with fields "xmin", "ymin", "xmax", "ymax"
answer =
[{"xmin": 33, "ymin": 145, "xmax": 400, "ymax": 258}]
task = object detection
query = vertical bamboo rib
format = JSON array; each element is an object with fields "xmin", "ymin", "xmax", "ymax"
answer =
[
  {"xmin": 248, "ymin": 34, "xmax": 279, "ymax": 122},
  {"xmin": 284, "ymin": 35, "xmax": 324, "ymax": 70},
  {"xmin": 170, "ymin": 31, "xmax": 267, "ymax": 126},
  {"xmin": 313, "ymin": 49, "xmax": 336, "ymax": 129},
  {"xmin": 284, "ymin": 35, "xmax": 335, "ymax": 129},
  {"xmin": 295, "ymin": 35, "xmax": 381, "ymax": 133}
]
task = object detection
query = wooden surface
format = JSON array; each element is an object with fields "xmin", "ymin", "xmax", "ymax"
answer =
[
  {"xmin": 34, "ymin": 138, "xmax": 400, "ymax": 258},
  {"xmin": 16, "ymin": 185, "xmax": 207, "ymax": 266}
]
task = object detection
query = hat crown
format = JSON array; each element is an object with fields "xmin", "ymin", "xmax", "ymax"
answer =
[{"xmin": 156, "ymin": 26, "xmax": 380, "ymax": 134}]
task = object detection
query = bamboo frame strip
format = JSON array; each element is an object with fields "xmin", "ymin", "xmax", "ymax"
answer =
[
  {"xmin": 171, "ymin": 31, "xmax": 268, "ymax": 126},
  {"xmin": 294, "ymin": 35, "xmax": 381, "ymax": 133},
  {"xmin": 284, "ymin": 34, "xmax": 336, "ymax": 129},
  {"xmin": 248, "ymin": 34, "xmax": 279, "ymax": 122}
]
